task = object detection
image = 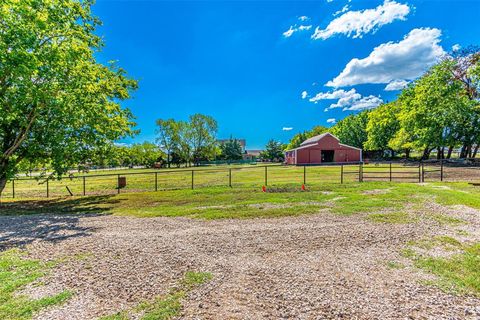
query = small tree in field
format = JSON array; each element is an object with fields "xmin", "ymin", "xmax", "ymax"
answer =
[
  {"xmin": 219, "ymin": 138, "xmax": 243, "ymax": 161},
  {"xmin": 261, "ymin": 140, "xmax": 285, "ymax": 162},
  {"xmin": 0, "ymin": 0, "xmax": 138, "ymax": 196}
]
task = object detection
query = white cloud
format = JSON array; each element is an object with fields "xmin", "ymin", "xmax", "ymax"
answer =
[
  {"xmin": 312, "ymin": 0, "xmax": 410, "ymax": 40},
  {"xmin": 452, "ymin": 44, "xmax": 461, "ymax": 52},
  {"xmin": 298, "ymin": 16, "xmax": 310, "ymax": 21},
  {"xmin": 327, "ymin": 118, "xmax": 336, "ymax": 124},
  {"xmin": 333, "ymin": 4, "xmax": 350, "ymax": 16},
  {"xmin": 309, "ymin": 88, "xmax": 360, "ymax": 103},
  {"xmin": 308, "ymin": 88, "xmax": 383, "ymax": 111},
  {"xmin": 301, "ymin": 91, "xmax": 308, "ymax": 99},
  {"xmin": 282, "ymin": 127, "xmax": 293, "ymax": 131},
  {"xmin": 384, "ymin": 79, "xmax": 409, "ymax": 91},
  {"xmin": 283, "ymin": 26, "xmax": 295, "ymax": 38},
  {"xmin": 343, "ymin": 95, "xmax": 383, "ymax": 111},
  {"xmin": 326, "ymin": 28, "xmax": 445, "ymax": 87},
  {"xmin": 283, "ymin": 24, "xmax": 312, "ymax": 38}
]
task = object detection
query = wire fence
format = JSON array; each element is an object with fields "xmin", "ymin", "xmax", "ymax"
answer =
[{"xmin": 2, "ymin": 160, "xmax": 478, "ymax": 199}]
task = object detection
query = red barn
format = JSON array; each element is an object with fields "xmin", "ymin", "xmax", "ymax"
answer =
[{"xmin": 285, "ymin": 133, "xmax": 362, "ymax": 165}]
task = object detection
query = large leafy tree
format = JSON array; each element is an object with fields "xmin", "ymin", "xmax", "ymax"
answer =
[
  {"xmin": 365, "ymin": 102, "xmax": 401, "ymax": 156},
  {"xmin": 331, "ymin": 111, "xmax": 369, "ymax": 149},
  {"xmin": 0, "ymin": 0, "xmax": 137, "ymax": 195}
]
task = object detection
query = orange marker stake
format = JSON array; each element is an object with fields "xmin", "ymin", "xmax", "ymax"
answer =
[
  {"xmin": 301, "ymin": 184, "xmax": 306, "ymax": 191},
  {"xmin": 262, "ymin": 185, "xmax": 266, "ymax": 192}
]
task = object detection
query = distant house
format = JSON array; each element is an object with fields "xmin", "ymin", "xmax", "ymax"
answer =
[
  {"xmin": 285, "ymin": 133, "xmax": 362, "ymax": 165},
  {"xmin": 243, "ymin": 149, "xmax": 262, "ymax": 161}
]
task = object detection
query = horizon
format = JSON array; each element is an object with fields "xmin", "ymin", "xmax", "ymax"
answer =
[{"xmin": 93, "ymin": 0, "xmax": 480, "ymax": 149}]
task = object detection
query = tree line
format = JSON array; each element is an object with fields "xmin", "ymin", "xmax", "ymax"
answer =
[{"xmin": 287, "ymin": 48, "xmax": 480, "ymax": 160}]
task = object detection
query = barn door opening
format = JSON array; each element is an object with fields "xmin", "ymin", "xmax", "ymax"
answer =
[{"xmin": 321, "ymin": 150, "xmax": 335, "ymax": 162}]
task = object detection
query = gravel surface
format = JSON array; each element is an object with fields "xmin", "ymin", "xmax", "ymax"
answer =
[{"xmin": 0, "ymin": 207, "xmax": 479, "ymax": 319}]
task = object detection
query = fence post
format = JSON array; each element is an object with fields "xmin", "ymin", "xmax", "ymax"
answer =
[
  {"xmin": 422, "ymin": 163, "xmax": 425, "ymax": 183},
  {"xmin": 83, "ymin": 176, "xmax": 86, "ymax": 196},
  {"xmin": 155, "ymin": 172, "xmax": 158, "ymax": 191},
  {"xmin": 191, "ymin": 170, "xmax": 194, "ymax": 190},
  {"xmin": 341, "ymin": 164, "xmax": 343, "ymax": 184},
  {"xmin": 117, "ymin": 174, "xmax": 120, "ymax": 194},
  {"xmin": 265, "ymin": 166, "xmax": 268, "ymax": 186},
  {"xmin": 389, "ymin": 163, "xmax": 392, "ymax": 182},
  {"xmin": 418, "ymin": 163, "xmax": 421, "ymax": 183},
  {"xmin": 229, "ymin": 168, "xmax": 232, "ymax": 187},
  {"xmin": 12, "ymin": 180, "xmax": 15, "ymax": 199},
  {"xmin": 440, "ymin": 160, "xmax": 444, "ymax": 181},
  {"xmin": 46, "ymin": 178, "xmax": 49, "ymax": 198},
  {"xmin": 303, "ymin": 166, "xmax": 306, "ymax": 185},
  {"xmin": 358, "ymin": 163, "xmax": 363, "ymax": 182}
]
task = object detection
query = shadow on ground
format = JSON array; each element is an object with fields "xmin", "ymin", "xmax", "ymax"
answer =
[{"xmin": 0, "ymin": 196, "xmax": 119, "ymax": 251}]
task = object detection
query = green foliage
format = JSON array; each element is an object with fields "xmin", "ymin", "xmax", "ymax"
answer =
[
  {"xmin": 155, "ymin": 114, "xmax": 218, "ymax": 167},
  {"xmin": 219, "ymin": 138, "xmax": 243, "ymax": 161},
  {"xmin": 260, "ymin": 140, "xmax": 285, "ymax": 162},
  {"xmin": 0, "ymin": 249, "xmax": 72, "ymax": 320},
  {"xmin": 367, "ymin": 211, "xmax": 417, "ymax": 224},
  {"xmin": 0, "ymin": 0, "xmax": 138, "ymax": 194},
  {"xmin": 331, "ymin": 111, "xmax": 369, "ymax": 149}
]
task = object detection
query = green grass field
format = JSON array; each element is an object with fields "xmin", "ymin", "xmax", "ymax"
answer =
[{"xmin": 1, "ymin": 162, "xmax": 447, "ymax": 199}]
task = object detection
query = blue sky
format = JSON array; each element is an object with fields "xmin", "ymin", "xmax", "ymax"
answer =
[{"xmin": 94, "ymin": 0, "xmax": 480, "ymax": 149}]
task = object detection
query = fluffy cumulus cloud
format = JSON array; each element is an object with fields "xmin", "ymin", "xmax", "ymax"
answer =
[
  {"xmin": 282, "ymin": 127, "xmax": 293, "ymax": 131},
  {"xmin": 326, "ymin": 28, "xmax": 445, "ymax": 87},
  {"xmin": 298, "ymin": 15, "xmax": 310, "ymax": 21},
  {"xmin": 327, "ymin": 118, "xmax": 336, "ymax": 124},
  {"xmin": 301, "ymin": 91, "xmax": 308, "ymax": 99},
  {"xmin": 384, "ymin": 79, "xmax": 409, "ymax": 91},
  {"xmin": 312, "ymin": 0, "xmax": 410, "ymax": 40},
  {"xmin": 452, "ymin": 44, "xmax": 461, "ymax": 52},
  {"xmin": 308, "ymin": 88, "xmax": 383, "ymax": 111}
]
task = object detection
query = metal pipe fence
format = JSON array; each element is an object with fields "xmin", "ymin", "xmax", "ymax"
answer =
[{"xmin": 1, "ymin": 160, "xmax": 470, "ymax": 199}]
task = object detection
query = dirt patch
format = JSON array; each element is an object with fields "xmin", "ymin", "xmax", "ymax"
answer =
[{"xmin": 0, "ymin": 206, "xmax": 479, "ymax": 319}]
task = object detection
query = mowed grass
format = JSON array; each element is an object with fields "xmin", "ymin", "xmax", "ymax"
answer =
[
  {"xmin": 2, "ymin": 163, "xmax": 439, "ymax": 199},
  {"xmin": 100, "ymin": 271, "xmax": 212, "ymax": 320},
  {"xmin": 2, "ymin": 181, "xmax": 480, "ymax": 220},
  {"xmin": 405, "ymin": 238, "xmax": 480, "ymax": 296},
  {"xmin": 0, "ymin": 249, "xmax": 72, "ymax": 320}
]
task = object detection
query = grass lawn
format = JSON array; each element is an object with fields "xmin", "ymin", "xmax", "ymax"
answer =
[
  {"xmin": 0, "ymin": 250, "xmax": 72, "ymax": 320},
  {"xmin": 2, "ymin": 181, "xmax": 480, "ymax": 220},
  {"xmin": 1, "ymin": 162, "xmax": 441, "ymax": 199}
]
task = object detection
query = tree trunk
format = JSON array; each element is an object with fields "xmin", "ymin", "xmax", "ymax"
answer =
[
  {"xmin": 473, "ymin": 145, "xmax": 479, "ymax": 158},
  {"xmin": 460, "ymin": 145, "xmax": 467, "ymax": 158},
  {"xmin": 467, "ymin": 145, "xmax": 473, "ymax": 158},
  {"xmin": 0, "ymin": 161, "xmax": 8, "ymax": 198},
  {"xmin": 447, "ymin": 146, "xmax": 454, "ymax": 159},
  {"xmin": 405, "ymin": 149, "xmax": 410, "ymax": 159},
  {"xmin": 167, "ymin": 153, "xmax": 170, "ymax": 168},
  {"xmin": 422, "ymin": 147, "xmax": 432, "ymax": 160}
]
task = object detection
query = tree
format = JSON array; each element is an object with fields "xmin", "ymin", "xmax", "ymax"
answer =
[
  {"xmin": 365, "ymin": 102, "xmax": 401, "ymax": 157},
  {"xmin": 156, "ymin": 119, "xmax": 180, "ymax": 168},
  {"xmin": 260, "ymin": 140, "xmax": 285, "ymax": 162},
  {"xmin": 129, "ymin": 142, "xmax": 164, "ymax": 167},
  {"xmin": 331, "ymin": 111, "xmax": 369, "ymax": 149},
  {"xmin": 188, "ymin": 114, "xmax": 218, "ymax": 165},
  {"xmin": 219, "ymin": 138, "xmax": 243, "ymax": 161},
  {"xmin": 0, "ymin": 0, "xmax": 137, "ymax": 195}
]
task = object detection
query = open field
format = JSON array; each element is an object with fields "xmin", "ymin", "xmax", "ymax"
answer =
[
  {"xmin": 1, "ymin": 182, "xmax": 480, "ymax": 319},
  {"xmin": 3, "ymin": 161, "xmax": 479, "ymax": 199}
]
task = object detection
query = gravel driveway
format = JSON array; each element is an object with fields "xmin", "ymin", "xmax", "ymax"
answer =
[{"xmin": 0, "ymin": 209, "xmax": 479, "ymax": 320}]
